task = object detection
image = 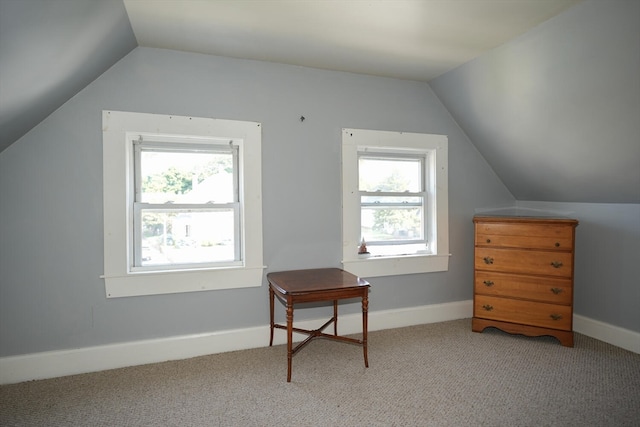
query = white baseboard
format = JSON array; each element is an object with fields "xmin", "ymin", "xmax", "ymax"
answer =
[
  {"xmin": 0, "ymin": 300, "xmax": 472, "ymax": 385},
  {"xmin": 2, "ymin": 301, "xmax": 637, "ymax": 385},
  {"xmin": 573, "ymin": 314, "xmax": 640, "ymax": 354}
]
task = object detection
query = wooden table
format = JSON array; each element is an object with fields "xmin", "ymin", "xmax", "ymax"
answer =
[{"xmin": 267, "ymin": 268, "xmax": 370, "ymax": 382}]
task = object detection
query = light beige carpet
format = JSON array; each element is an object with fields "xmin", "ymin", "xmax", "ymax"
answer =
[{"xmin": 2, "ymin": 319, "xmax": 639, "ymax": 426}]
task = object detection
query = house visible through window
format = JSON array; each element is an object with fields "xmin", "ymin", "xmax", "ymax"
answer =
[
  {"xmin": 342, "ymin": 128, "xmax": 449, "ymax": 278},
  {"xmin": 102, "ymin": 111, "xmax": 264, "ymax": 298}
]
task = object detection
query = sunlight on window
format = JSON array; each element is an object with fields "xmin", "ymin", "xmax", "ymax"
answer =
[{"xmin": 358, "ymin": 157, "xmax": 422, "ymax": 192}]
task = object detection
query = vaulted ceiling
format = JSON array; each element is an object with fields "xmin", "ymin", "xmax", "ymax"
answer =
[
  {"xmin": 1, "ymin": 0, "xmax": 638, "ymax": 203},
  {"xmin": 0, "ymin": 0, "xmax": 581, "ymax": 153}
]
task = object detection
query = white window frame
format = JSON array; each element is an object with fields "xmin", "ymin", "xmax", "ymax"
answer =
[
  {"xmin": 342, "ymin": 128, "xmax": 449, "ymax": 278},
  {"xmin": 102, "ymin": 111, "xmax": 264, "ymax": 298}
]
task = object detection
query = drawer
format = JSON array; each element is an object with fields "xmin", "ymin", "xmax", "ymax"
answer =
[
  {"xmin": 475, "ymin": 271, "xmax": 572, "ymax": 304},
  {"xmin": 475, "ymin": 222, "xmax": 574, "ymax": 250},
  {"xmin": 475, "ymin": 221, "xmax": 575, "ymax": 238},
  {"xmin": 475, "ymin": 247, "xmax": 573, "ymax": 278},
  {"xmin": 476, "ymin": 232, "xmax": 573, "ymax": 250},
  {"xmin": 474, "ymin": 295, "xmax": 572, "ymax": 331}
]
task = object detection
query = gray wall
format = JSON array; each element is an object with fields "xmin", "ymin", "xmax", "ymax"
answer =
[
  {"xmin": 0, "ymin": 47, "xmax": 514, "ymax": 357},
  {"xmin": 0, "ymin": 0, "xmax": 137, "ymax": 153},
  {"xmin": 430, "ymin": 0, "xmax": 640, "ymax": 204}
]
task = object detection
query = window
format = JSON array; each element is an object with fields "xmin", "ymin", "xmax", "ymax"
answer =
[
  {"xmin": 102, "ymin": 111, "xmax": 264, "ymax": 297},
  {"xmin": 342, "ymin": 128, "xmax": 449, "ymax": 278},
  {"xmin": 359, "ymin": 153, "xmax": 427, "ymax": 256},
  {"xmin": 133, "ymin": 138, "xmax": 240, "ymax": 271}
]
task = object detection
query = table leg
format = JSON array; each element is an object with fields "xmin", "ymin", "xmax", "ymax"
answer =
[
  {"xmin": 269, "ymin": 286, "xmax": 275, "ymax": 346},
  {"xmin": 286, "ymin": 300, "xmax": 294, "ymax": 382},
  {"xmin": 333, "ymin": 300, "xmax": 338, "ymax": 336},
  {"xmin": 362, "ymin": 292, "xmax": 369, "ymax": 368}
]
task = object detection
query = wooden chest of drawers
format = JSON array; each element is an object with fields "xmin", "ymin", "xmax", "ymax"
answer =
[{"xmin": 472, "ymin": 216, "xmax": 578, "ymax": 346}]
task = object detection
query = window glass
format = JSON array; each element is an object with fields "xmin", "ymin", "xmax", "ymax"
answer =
[
  {"xmin": 358, "ymin": 157, "xmax": 422, "ymax": 192},
  {"xmin": 133, "ymin": 142, "xmax": 240, "ymax": 270},
  {"xmin": 139, "ymin": 150, "xmax": 235, "ymax": 204},
  {"xmin": 139, "ymin": 209, "xmax": 236, "ymax": 267},
  {"xmin": 361, "ymin": 204, "xmax": 424, "ymax": 243},
  {"xmin": 359, "ymin": 154, "xmax": 426, "ymax": 250}
]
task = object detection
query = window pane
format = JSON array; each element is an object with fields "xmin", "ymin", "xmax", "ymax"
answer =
[
  {"xmin": 361, "ymin": 206, "xmax": 424, "ymax": 242},
  {"xmin": 140, "ymin": 151, "xmax": 234, "ymax": 204},
  {"xmin": 140, "ymin": 209, "xmax": 236, "ymax": 266},
  {"xmin": 359, "ymin": 157, "xmax": 422, "ymax": 192}
]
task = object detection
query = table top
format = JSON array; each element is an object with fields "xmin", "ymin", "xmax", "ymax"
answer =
[{"xmin": 267, "ymin": 268, "xmax": 369, "ymax": 295}]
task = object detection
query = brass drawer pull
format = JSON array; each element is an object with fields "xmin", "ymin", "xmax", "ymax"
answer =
[
  {"xmin": 550, "ymin": 261, "xmax": 563, "ymax": 268},
  {"xmin": 482, "ymin": 304, "xmax": 493, "ymax": 311},
  {"xmin": 483, "ymin": 280, "xmax": 494, "ymax": 287},
  {"xmin": 550, "ymin": 313, "xmax": 563, "ymax": 321},
  {"xmin": 483, "ymin": 257, "xmax": 494, "ymax": 265},
  {"xmin": 486, "ymin": 238, "xmax": 491, "ymax": 243},
  {"xmin": 555, "ymin": 242, "xmax": 560, "ymax": 247},
  {"xmin": 551, "ymin": 287, "xmax": 563, "ymax": 294}
]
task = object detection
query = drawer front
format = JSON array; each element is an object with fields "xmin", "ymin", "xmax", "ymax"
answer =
[
  {"xmin": 475, "ymin": 222, "xmax": 574, "ymax": 250},
  {"xmin": 475, "ymin": 248, "xmax": 573, "ymax": 278},
  {"xmin": 474, "ymin": 295, "xmax": 572, "ymax": 331},
  {"xmin": 475, "ymin": 222, "xmax": 574, "ymax": 239},
  {"xmin": 476, "ymin": 232, "xmax": 573, "ymax": 251},
  {"xmin": 475, "ymin": 271, "xmax": 572, "ymax": 304}
]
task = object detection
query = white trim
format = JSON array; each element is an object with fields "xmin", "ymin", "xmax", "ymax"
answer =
[
  {"xmin": 573, "ymin": 314, "xmax": 640, "ymax": 354},
  {"xmin": 0, "ymin": 300, "xmax": 471, "ymax": 385},
  {"xmin": 102, "ymin": 266, "xmax": 266, "ymax": 298},
  {"xmin": 4, "ymin": 306, "xmax": 637, "ymax": 385},
  {"xmin": 342, "ymin": 254, "xmax": 450, "ymax": 278}
]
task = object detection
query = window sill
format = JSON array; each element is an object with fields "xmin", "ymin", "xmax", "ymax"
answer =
[
  {"xmin": 102, "ymin": 266, "xmax": 265, "ymax": 298},
  {"xmin": 341, "ymin": 253, "xmax": 450, "ymax": 278}
]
